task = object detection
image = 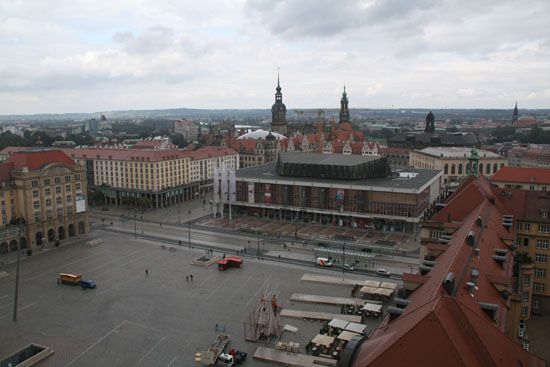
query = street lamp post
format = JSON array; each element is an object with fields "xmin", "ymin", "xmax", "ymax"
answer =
[
  {"xmin": 133, "ymin": 211, "xmax": 137, "ymax": 240},
  {"xmin": 13, "ymin": 228, "xmax": 21, "ymax": 321},
  {"xmin": 257, "ymin": 230, "xmax": 260, "ymax": 260},
  {"xmin": 342, "ymin": 242, "xmax": 346, "ymax": 276},
  {"xmin": 177, "ymin": 201, "xmax": 181, "ymax": 225},
  {"xmin": 188, "ymin": 208, "xmax": 191, "ymax": 248}
]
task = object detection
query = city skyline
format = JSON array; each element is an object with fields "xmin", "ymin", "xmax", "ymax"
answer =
[{"xmin": 1, "ymin": 0, "xmax": 549, "ymax": 114}]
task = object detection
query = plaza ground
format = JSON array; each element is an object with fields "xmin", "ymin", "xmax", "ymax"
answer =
[{"xmin": 0, "ymin": 229, "xmax": 389, "ymax": 367}]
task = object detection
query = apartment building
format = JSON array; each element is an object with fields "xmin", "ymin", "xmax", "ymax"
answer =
[
  {"xmin": 64, "ymin": 146, "xmax": 238, "ymax": 208},
  {"xmin": 512, "ymin": 191, "xmax": 550, "ymax": 317},
  {"xmin": 491, "ymin": 167, "xmax": 550, "ymax": 191},
  {"xmin": 0, "ymin": 150, "xmax": 88, "ymax": 253}
]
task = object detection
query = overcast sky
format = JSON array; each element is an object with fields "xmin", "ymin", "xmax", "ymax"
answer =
[{"xmin": 1, "ymin": 0, "xmax": 549, "ymax": 114}]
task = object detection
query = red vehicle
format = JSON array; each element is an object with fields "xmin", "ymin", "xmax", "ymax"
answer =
[{"xmin": 217, "ymin": 256, "xmax": 243, "ymax": 271}]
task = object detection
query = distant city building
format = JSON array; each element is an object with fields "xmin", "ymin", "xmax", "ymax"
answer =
[
  {"xmin": 233, "ymin": 152, "xmax": 441, "ymax": 234},
  {"xmin": 388, "ymin": 111, "xmax": 480, "ymax": 165},
  {"xmin": 513, "ymin": 101, "xmax": 519, "ymax": 123},
  {"xmin": 270, "ymin": 72, "xmax": 287, "ymax": 136},
  {"xmin": 363, "ymin": 175, "xmax": 547, "ymax": 367},
  {"xmin": 64, "ymin": 146, "xmax": 238, "ymax": 208},
  {"xmin": 174, "ymin": 119, "xmax": 199, "ymax": 143},
  {"xmin": 339, "ymin": 86, "xmax": 350, "ymax": 124},
  {"xmin": 491, "ymin": 167, "xmax": 550, "ymax": 191},
  {"xmin": 133, "ymin": 137, "xmax": 176, "ymax": 150},
  {"xmin": 98, "ymin": 114, "xmax": 112, "ymax": 131},
  {"xmin": 410, "ymin": 147, "xmax": 507, "ymax": 187},
  {"xmin": 0, "ymin": 150, "xmax": 89, "ymax": 253},
  {"xmin": 227, "ymin": 129, "xmax": 286, "ymax": 168}
]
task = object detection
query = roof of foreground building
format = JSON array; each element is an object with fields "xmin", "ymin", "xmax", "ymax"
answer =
[{"xmin": 347, "ymin": 176, "xmax": 546, "ymax": 367}]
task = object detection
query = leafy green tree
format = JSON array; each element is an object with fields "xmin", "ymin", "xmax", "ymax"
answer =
[{"xmin": 170, "ymin": 133, "xmax": 188, "ymax": 148}]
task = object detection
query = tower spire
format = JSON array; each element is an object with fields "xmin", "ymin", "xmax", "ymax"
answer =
[{"xmin": 277, "ymin": 67, "xmax": 280, "ymax": 88}]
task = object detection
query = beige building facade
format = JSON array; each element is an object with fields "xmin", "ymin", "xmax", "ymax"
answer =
[
  {"xmin": 410, "ymin": 147, "xmax": 507, "ymax": 187},
  {"xmin": 0, "ymin": 150, "xmax": 89, "ymax": 253}
]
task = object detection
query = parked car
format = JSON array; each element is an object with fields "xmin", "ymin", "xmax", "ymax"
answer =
[
  {"xmin": 80, "ymin": 279, "xmax": 96, "ymax": 289},
  {"xmin": 343, "ymin": 264, "xmax": 355, "ymax": 271},
  {"xmin": 376, "ymin": 268, "xmax": 391, "ymax": 277}
]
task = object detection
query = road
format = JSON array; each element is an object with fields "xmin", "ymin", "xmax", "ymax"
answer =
[{"xmin": 90, "ymin": 212, "xmax": 416, "ymax": 278}]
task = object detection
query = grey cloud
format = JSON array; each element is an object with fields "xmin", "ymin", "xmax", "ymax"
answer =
[
  {"xmin": 113, "ymin": 26, "xmax": 175, "ymax": 54},
  {"xmin": 245, "ymin": 0, "xmax": 439, "ymax": 38},
  {"xmin": 112, "ymin": 26, "xmax": 214, "ymax": 57}
]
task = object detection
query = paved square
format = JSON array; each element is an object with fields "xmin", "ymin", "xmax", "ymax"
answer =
[{"xmin": 0, "ymin": 230, "xmax": 382, "ymax": 366}]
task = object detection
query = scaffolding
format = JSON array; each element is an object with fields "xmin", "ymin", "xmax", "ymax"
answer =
[{"xmin": 244, "ymin": 287, "xmax": 283, "ymax": 343}]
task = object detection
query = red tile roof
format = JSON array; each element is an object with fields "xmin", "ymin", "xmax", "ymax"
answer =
[
  {"xmin": 351, "ymin": 176, "xmax": 545, "ymax": 367},
  {"xmin": 186, "ymin": 146, "xmax": 237, "ymax": 160},
  {"xmin": 0, "ymin": 162, "xmax": 14, "ymax": 183},
  {"xmin": 5, "ymin": 150, "xmax": 76, "ymax": 170},
  {"xmin": 0, "ymin": 146, "xmax": 31, "ymax": 156},
  {"xmin": 491, "ymin": 166, "xmax": 550, "ymax": 186}
]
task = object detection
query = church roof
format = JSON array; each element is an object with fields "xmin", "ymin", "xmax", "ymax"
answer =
[{"xmin": 237, "ymin": 129, "xmax": 287, "ymax": 140}]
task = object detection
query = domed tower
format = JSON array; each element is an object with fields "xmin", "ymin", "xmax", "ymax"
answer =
[
  {"xmin": 339, "ymin": 86, "xmax": 350, "ymax": 124},
  {"xmin": 271, "ymin": 71, "xmax": 287, "ymax": 136},
  {"xmin": 425, "ymin": 111, "xmax": 435, "ymax": 133}
]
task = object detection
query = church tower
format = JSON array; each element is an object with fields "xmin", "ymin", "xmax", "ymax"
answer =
[
  {"xmin": 512, "ymin": 102, "xmax": 519, "ymax": 123},
  {"xmin": 425, "ymin": 111, "xmax": 435, "ymax": 133},
  {"xmin": 339, "ymin": 86, "xmax": 350, "ymax": 124},
  {"xmin": 271, "ymin": 71, "xmax": 287, "ymax": 135}
]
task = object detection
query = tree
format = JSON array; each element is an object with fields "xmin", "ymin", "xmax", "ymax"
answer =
[{"xmin": 170, "ymin": 133, "xmax": 188, "ymax": 148}]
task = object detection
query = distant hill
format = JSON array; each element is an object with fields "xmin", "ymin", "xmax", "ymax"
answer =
[{"xmin": 0, "ymin": 107, "xmax": 548, "ymax": 123}]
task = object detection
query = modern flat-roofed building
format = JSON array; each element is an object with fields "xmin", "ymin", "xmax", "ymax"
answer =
[
  {"xmin": 491, "ymin": 166, "xmax": 550, "ymax": 191},
  {"xmin": 410, "ymin": 147, "xmax": 507, "ymax": 187},
  {"xmin": 233, "ymin": 152, "xmax": 441, "ymax": 233}
]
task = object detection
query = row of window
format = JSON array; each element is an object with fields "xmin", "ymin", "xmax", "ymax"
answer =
[
  {"xmin": 34, "ymin": 206, "xmax": 74, "ymax": 222},
  {"xmin": 443, "ymin": 162, "xmax": 504, "ymax": 175},
  {"xmin": 535, "ymin": 253, "xmax": 548, "ymax": 263},
  {"xmin": 517, "ymin": 222, "xmax": 550, "ymax": 233},
  {"xmin": 31, "ymin": 175, "xmax": 80, "ymax": 188},
  {"xmin": 32, "ymin": 184, "xmax": 81, "ymax": 198},
  {"xmin": 33, "ymin": 195, "xmax": 73, "ymax": 209}
]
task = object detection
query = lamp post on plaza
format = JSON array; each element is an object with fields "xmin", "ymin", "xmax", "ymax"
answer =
[
  {"xmin": 133, "ymin": 210, "xmax": 137, "ymax": 240},
  {"xmin": 177, "ymin": 201, "xmax": 181, "ymax": 225},
  {"xmin": 342, "ymin": 242, "xmax": 346, "ymax": 277},
  {"xmin": 257, "ymin": 229, "xmax": 260, "ymax": 260},
  {"xmin": 188, "ymin": 208, "xmax": 191, "ymax": 248},
  {"xmin": 12, "ymin": 228, "xmax": 21, "ymax": 321}
]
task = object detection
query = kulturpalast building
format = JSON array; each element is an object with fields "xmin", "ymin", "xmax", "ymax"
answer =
[{"xmin": 233, "ymin": 151, "xmax": 441, "ymax": 233}]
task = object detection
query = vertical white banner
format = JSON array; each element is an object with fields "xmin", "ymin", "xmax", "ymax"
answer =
[
  {"xmin": 248, "ymin": 182, "xmax": 255, "ymax": 203},
  {"xmin": 228, "ymin": 167, "xmax": 236, "ymax": 203}
]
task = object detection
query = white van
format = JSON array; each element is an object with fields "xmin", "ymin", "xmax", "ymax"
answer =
[{"xmin": 316, "ymin": 257, "xmax": 333, "ymax": 267}]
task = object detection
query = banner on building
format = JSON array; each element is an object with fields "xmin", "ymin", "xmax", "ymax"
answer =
[
  {"xmin": 336, "ymin": 190, "xmax": 345, "ymax": 206},
  {"xmin": 221, "ymin": 165, "xmax": 228, "ymax": 203},
  {"xmin": 76, "ymin": 193, "xmax": 86, "ymax": 213},
  {"xmin": 248, "ymin": 183, "xmax": 255, "ymax": 203},
  {"xmin": 213, "ymin": 166, "xmax": 220, "ymax": 204},
  {"xmin": 228, "ymin": 168, "xmax": 236, "ymax": 203}
]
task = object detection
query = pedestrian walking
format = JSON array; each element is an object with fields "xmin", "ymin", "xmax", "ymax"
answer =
[
  {"xmin": 190, "ymin": 274, "xmax": 193, "ymax": 281},
  {"xmin": 186, "ymin": 275, "xmax": 189, "ymax": 282},
  {"xmin": 145, "ymin": 268, "xmax": 149, "ymax": 276},
  {"xmin": 215, "ymin": 323, "xmax": 218, "ymax": 332}
]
